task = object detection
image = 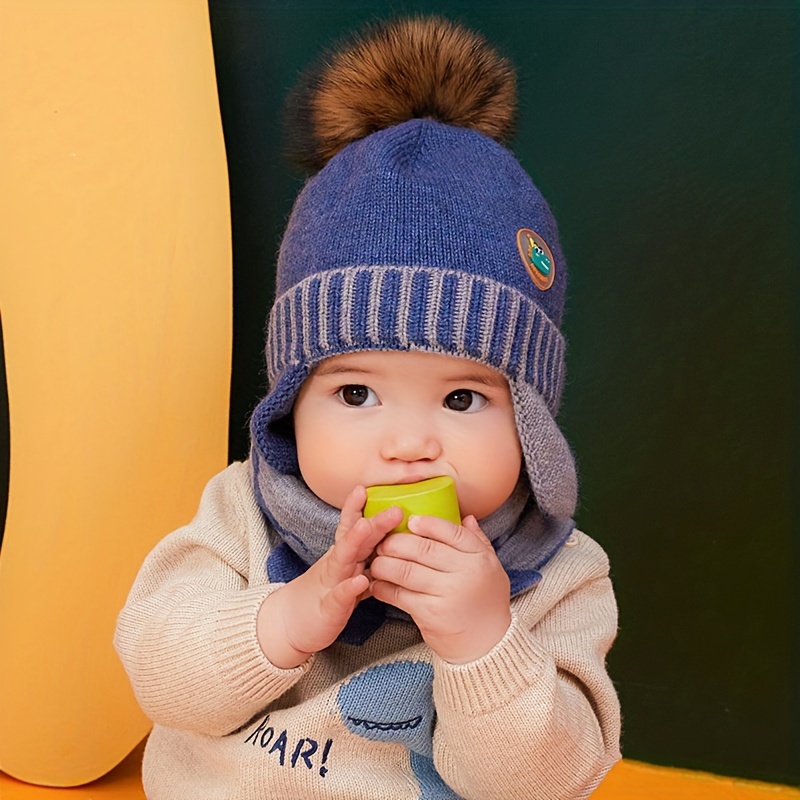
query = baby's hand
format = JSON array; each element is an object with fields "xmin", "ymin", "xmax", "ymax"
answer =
[
  {"xmin": 256, "ymin": 486, "xmax": 401, "ymax": 669},
  {"xmin": 370, "ymin": 515, "xmax": 511, "ymax": 664}
]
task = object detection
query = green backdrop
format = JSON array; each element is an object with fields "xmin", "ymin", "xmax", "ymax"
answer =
[{"xmin": 207, "ymin": 0, "xmax": 797, "ymax": 786}]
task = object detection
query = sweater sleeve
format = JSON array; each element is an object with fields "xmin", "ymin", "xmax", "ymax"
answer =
[
  {"xmin": 430, "ymin": 532, "xmax": 621, "ymax": 800},
  {"xmin": 114, "ymin": 463, "xmax": 313, "ymax": 737}
]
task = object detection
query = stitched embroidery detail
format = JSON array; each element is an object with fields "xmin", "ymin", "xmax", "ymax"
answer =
[
  {"xmin": 337, "ymin": 662, "xmax": 461, "ymax": 799},
  {"xmin": 516, "ymin": 229, "xmax": 556, "ymax": 291}
]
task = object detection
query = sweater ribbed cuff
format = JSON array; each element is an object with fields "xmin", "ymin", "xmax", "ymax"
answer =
[
  {"xmin": 210, "ymin": 586, "xmax": 313, "ymax": 706},
  {"xmin": 432, "ymin": 614, "xmax": 552, "ymax": 717}
]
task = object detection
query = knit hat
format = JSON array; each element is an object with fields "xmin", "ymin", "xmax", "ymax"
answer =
[{"xmin": 250, "ymin": 16, "xmax": 577, "ymax": 522}]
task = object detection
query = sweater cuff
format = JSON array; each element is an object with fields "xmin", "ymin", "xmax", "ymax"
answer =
[
  {"xmin": 432, "ymin": 613, "xmax": 551, "ymax": 716},
  {"xmin": 210, "ymin": 585, "xmax": 313, "ymax": 705}
]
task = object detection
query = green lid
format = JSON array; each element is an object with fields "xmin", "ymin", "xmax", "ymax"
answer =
[{"xmin": 364, "ymin": 476, "xmax": 461, "ymax": 533}]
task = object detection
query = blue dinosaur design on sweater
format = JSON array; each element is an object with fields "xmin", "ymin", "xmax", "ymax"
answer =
[{"xmin": 336, "ymin": 661, "xmax": 461, "ymax": 799}]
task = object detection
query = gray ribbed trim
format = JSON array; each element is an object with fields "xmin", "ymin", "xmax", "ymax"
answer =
[{"xmin": 266, "ymin": 265, "xmax": 566, "ymax": 415}]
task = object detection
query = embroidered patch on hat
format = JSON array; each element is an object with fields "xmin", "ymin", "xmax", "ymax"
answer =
[{"xmin": 516, "ymin": 229, "xmax": 556, "ymax": 291}]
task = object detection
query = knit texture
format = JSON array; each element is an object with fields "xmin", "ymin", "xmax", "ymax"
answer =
[
  {"xmin": 115, "ymin": 462, "xmax": 621, "ymax": 799},
  {"xmin": 251, "ymin": 118, "xmax": 577, "ymax": 521},
  {"xmin": 114, "ymin": 19, "xmax": 621, "ymax": 798}
]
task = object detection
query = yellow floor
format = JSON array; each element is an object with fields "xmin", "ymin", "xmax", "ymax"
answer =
[{"xmin": 0, "ymin": 746, "xmax": 798, "ymax": 799}]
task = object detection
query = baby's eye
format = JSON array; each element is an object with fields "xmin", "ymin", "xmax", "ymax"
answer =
[
  {"xmin": 337, "ymin": 385, "xmax": 379, "ymax": 407},
  {"xmin": 444, "ymin": 389, "xmax": 488, "ymax": 413}
]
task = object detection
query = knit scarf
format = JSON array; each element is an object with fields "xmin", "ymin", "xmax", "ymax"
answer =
[{"xmin": 250, "ymin": 454, "xmax": 574, "ymax": 645}]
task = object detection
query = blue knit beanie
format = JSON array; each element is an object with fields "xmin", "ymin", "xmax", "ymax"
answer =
[{"xmin": 250, "ymin": 17, "xmax": 577, "ymax": 522}]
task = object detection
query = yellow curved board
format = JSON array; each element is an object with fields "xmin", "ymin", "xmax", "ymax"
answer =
[{"xmin": 0, "ymin": 0, "xmax": 231, "ymax": 787}]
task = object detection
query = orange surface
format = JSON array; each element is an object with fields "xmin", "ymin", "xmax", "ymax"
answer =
[
  {"xmin": 0, "ymin": 742, "xmax": 146, "ymax": 799},
  {"xmin": 0, "ymin": 0, "xmax": 231, "ymax": 787},
  {"xmin": 596, "ymin": 761, "xmax": 800, "ymax": 800},
  {"xmin": 1, "ymin": 752, "xmax": 799, "ymax": 799}
]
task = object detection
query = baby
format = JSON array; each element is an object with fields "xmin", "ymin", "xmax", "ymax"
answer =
[{"xmin": 116, "ymin": 16, "xmax": 621, "ymax": 799}]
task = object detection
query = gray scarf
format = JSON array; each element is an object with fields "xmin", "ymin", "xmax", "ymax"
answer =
[{"xmin": 250, "ymin": 453, "xmax": 573, "ymax": 645}]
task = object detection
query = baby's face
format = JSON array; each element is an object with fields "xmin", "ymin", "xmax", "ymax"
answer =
[{"xmin": 292, "ymin": 350, "xmax": 522, "ymax": 520}]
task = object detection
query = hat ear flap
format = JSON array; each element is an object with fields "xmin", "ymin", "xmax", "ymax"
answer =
[
  {"xmin": 250, "ymin": 363, "xmax": 310, "ymax": 476},
  {"xmin": 511, "ymin": 381, "xmax": 578, "ymax": 521}
]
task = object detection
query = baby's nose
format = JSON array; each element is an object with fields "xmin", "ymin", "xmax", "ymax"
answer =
[{"xmin": 380, "ymin": 426, "xmax": 442, "ymax": 462}]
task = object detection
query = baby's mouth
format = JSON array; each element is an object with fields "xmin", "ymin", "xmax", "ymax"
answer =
[
  {"xmin": 393, "ymin": 475, "xmax": 432, "ymax": 485},
  {"xmin": 389, "ymin": 472, "xmax": 453, "ymax": 486}
]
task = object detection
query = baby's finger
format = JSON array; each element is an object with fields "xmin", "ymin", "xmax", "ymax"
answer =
[
  {"xmin": 321, "ymin": 574, "xmax": 369, "ymax": 618},
  {"xmin": 462, "ymin": 514, "xmax": 495, "ymax": 550},
  {"xmin": 375, "ymin": 531, "xmax": 450, "ymax": 572},
  {"xmin": 370, "ymin": 579, "xmax": 411, "ymax": 614},
  {"xmin": 334, "ymin": 485, "xmax": 367, "ymax": 542},
  {"xmin": 332, "ymin": 506, "xmax": 403, "ymax": 570},
  {"xmin": 406, "ymin": 514, "xmax": 487, "ymax": 553},
  {"xmin": 369, "ymin": 555, "xmax": 440, "ymax": 595}
]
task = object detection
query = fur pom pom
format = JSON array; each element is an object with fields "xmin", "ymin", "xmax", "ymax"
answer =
[{"xmin": 287, "ymin": 16, "xmax": 517, "ymax": 172}]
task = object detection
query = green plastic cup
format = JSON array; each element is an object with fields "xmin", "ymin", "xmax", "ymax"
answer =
[{"xmin": 364, "ymin": 476, "xmax": 461, "ymax": 533}]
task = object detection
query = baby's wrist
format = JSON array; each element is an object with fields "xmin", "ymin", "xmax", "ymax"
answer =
[
  {"xmin": 266, "ymin": 641, "xmax": 313, "ymax": 670},
  {"xmin": 256, "ymin": 590, "xmax": 313, "ymax": 670},
  {"xmin": 435, "ymin": 615, "xmax": 512, "ymax": 665}
]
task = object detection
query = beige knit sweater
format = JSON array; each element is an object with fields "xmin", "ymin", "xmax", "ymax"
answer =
[{"xmin": 115, "ymin": 461, "xmax": 620, "ymax": 799}]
